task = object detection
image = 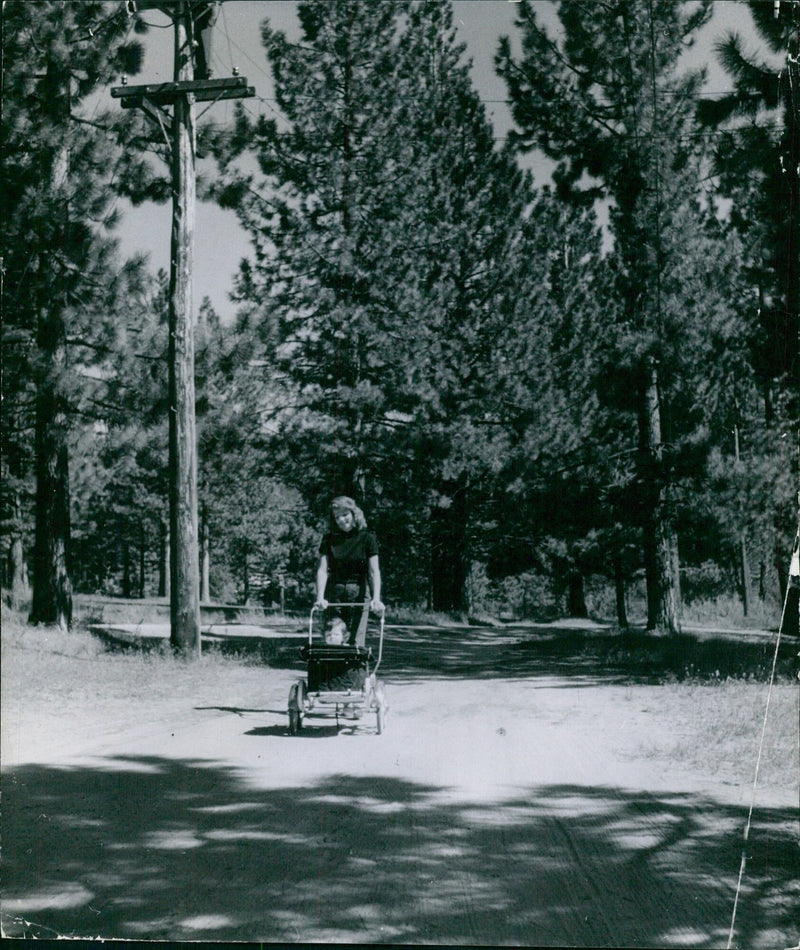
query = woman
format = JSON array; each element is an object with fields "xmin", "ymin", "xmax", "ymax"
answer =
[{"xmin": 314, "ymin": 496, "xmax": 384, "ymax": 646}]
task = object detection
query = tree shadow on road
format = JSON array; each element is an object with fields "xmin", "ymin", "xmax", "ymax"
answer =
[
  {"xmin": 370, "ymin": 625, "xmax": 799, "ymax": 685},
  {"xmin": 2, "ymin": 757, "xmax": 796, "ymax": 946}
]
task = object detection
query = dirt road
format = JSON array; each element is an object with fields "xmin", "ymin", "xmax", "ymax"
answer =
[{"xmin": 2, "ymin": 622, "xmax": 797, "ymax": 946}]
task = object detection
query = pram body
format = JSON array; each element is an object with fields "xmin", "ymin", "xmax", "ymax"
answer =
[{"xmin": 287, "ymin": 603, "xmax": 387, "ymax": 734}]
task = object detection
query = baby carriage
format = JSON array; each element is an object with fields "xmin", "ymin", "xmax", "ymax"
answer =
[{"xmin": 287, "ymin": 602, "xmax": 388, "ymax": 734}]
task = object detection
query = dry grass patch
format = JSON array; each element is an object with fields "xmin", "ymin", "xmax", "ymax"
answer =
[
  {"xmin": 1, "ymin": 605, "xmax": 292, "ymax": 751},
  {"xmin": 627, "ymin": 678, "xmax": 798, "ymax": 796}
]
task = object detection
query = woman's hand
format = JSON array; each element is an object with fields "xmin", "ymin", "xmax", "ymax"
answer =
[
  {"xmin": 370, "ymin": 598, "xmax": 385, "ymax": 615},
  {"xmin": 314, "ymin": 597, "xmax": 328, "ymax": 610}
]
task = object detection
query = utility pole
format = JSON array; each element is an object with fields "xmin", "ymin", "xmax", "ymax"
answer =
[
  {"xmin": 112, "ymin": 1, "xmax": 253, "ymax": 655},
  {"xmin": 169, "ymin": 0, "xmax": 198, "ymax": 654}
]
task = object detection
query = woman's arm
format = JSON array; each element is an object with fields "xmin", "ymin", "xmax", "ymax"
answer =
[
  {"xmin": 368, "ymin": 554, "xmax": 384, "ymax": 613},
  {"xmin": 315, "ymin": 554, "xmax": 328, "ymax": 608}
]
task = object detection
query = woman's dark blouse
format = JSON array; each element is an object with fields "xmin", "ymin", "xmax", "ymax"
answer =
[{"xmin": 319, "ymin": 528, "xmax": 379, "ymax": 586}]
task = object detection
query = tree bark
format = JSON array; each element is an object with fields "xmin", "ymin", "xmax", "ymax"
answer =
[
  {"xmin": 138, "ymin": 520, "xmax": 146, "ymax": 598},
  {"xmin": 242, "ymin": 545, "xmax": 250, "ymax": 605},
  {"xmin": 430, "ymin": 482, "xmax": 468, "ymax": 613},
  {"xmin": 739, "ymin": 534, "xmax": 752, "ymax": 617},
  {"xmin": 613, "ymin": 551, "xmax": 628, "ymax": 628},
  {"xmin": 733, "ymin": 424, "xmax": 751, "ymax": 615},
  {"xmin": 200, "ymin": 502, "xmax": 209, "ymax": 602},
  {"xmin": 158, "ymin": 520, "xmax": 168, "ymax": 598},
  {"xmin": 122, "ymin": 534, "xmax": 132, "ymax": 598},
  {"xmin": 4, "ymin": 436, "xmax": 30, "ymax": 606},
  {"xmin": 776, "ymin": 541, "xmax": 788, "ymax": 606},
  {"xmin": 637, "ymin": 358, "xmax": 680, "ymax": 634},
  {"xmin": 567, "ymin": 565, "xmax": 588, "ymax": 619},
  {"xmin": 670, "ymin": 531, "xmax": 682, "ymax": 616},
  {"xmin": 6, "ymin": 484, "xmax": 30, "ymax": 608},
  {"xmin": 29, "ymin": 53, "xmax": 72, "ymax": 630},
  {"xmin": 29, "ymin": 350, "xmax": 72, "ymax": 629}
]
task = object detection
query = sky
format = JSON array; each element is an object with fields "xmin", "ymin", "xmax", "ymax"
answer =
[{"xmin": 114, "ymin": 0, "xmax": 755, "ymax": 321}]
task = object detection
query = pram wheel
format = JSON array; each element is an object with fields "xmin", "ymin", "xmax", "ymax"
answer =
[{"xmin": 288, "ymin": 680, "xmax": 305, "ymax": 734}]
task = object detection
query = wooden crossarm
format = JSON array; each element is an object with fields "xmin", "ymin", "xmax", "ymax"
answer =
[{"xmin": 111, "ymin": 76, "xmax": 253, "ymax": 103}]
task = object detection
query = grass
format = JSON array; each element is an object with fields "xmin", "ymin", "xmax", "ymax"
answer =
[
  {"xmin": 679, "ymin": 593, "xmax": 782, "ymax": 631},
  {"xmin": 627, "ymin": 677, "xmax": 799, "ymax": 796},
  {"xmin": 1, "ymin": 604, "xmax": 272, "ymax": 713},
  {"xmin": 508, "ymin": 624, "xmax": 798, "ymax": 684},
  {"xmin": 385, "ymin": 604, "xmax": 474, "ymax": 626},
  {"xmin": 73, "ymin": 593, "xmax": 298, "ymax": 629}
]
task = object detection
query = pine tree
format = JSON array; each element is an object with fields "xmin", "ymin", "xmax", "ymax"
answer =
[
  {"xmin": 211, "ymin": 1, "xmax": 415, "ymax": 500},
  {"xmin": 212, "ymin": 0, "xmax": 533, "ymax": 611},
  {"xmin": 70, "ymin": 268, "xmax": 170, "ymax": 598},
  {"xmin": 195, "ymin": 297, "xmax": 318, "ymax": 605},
  {"xmin": 483, "ymin": 188, "xmax": 626, "ymax": 620},
  {"xmin": 497, "ymin": 0, "xmax": 718, "ymax": 632},
  {"xmin": 699, "ymin": 1, "xmax": 798, "ymax": 408},
  {"xmin": 388, "ymin": 0, "xmax": 533, "ymax": 612},
  {"xmin": 1, "ymin": 1, "xmax": 145, "ymax": 627},
  {"xmin": 698, "ymin": 0, "xmax": 799, "ymax": 602}
]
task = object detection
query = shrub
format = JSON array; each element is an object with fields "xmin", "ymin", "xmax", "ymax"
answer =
[{"xmin": 681, "ymin": 560, "xmax": 736, "ymax": 604}]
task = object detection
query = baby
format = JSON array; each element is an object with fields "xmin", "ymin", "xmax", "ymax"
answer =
[{"xmin": 324, "ymin": 617, "xmax": 348, "ymax": 645}]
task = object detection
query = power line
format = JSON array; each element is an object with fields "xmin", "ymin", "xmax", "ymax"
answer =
[
  {"xmin": 216, "ymin": 94, "xmax": 786, "ymax": 144},
  {"xmin": 214, "ymin": 14, "xmax": 273, "ymax": 85}
]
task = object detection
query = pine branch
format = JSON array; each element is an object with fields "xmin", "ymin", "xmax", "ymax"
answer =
[{"xmin": 65, "ymin": 336, "xmax": 165, "ymax": 362}]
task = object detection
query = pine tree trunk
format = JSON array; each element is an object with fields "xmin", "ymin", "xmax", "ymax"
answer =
[
  {"xmin": 159, "ymin": 520, "xmax": 168, "ymax": 598},
  {"xmin": 29, "ymin": 54, "xmax": 73, "ymax": 630},
  {"xmin": 739, "ymin": 532, "xmax": 752, "ymax": 616},
  {"xmin": 776, "ymin": 541, "xmax": 788, "ymax": 606},
  {"xmin": 122, "ymin": 535, "xmax": 132, "ymax": 598},
  {"xmin": 200, "ymin": 503, "xmax": 210, "ymax": 603},
  {"xmin": 5, "ymin": 439, "xmax": 31, "ymax": 607},
  {"xmin": 29, "ymin": 367, "xmax": 72, "ymax": 629},
  {"xmin": 613, "ymin": 551, "xmax": 628, "ymax": 628},
  {"xmin": 734, "ymin": 424, "xmax": 751, "ymax": 615},
  {"xmin": 138, "ymin": 520, "xmax": 146, "ymax": 599},
  {"xmin": 8, "ymin": 534, "xmax": 30, "ymax": 607},
  {"xmin": 430, "ymin": 482, "xmax": 468, "ymax": 613},
  {"xmin": 7, "ymin": 487, "xmax": 30, "ymax": 608},
  {"xmin": 637, "ymin": 358, "xmax": 680, "ymax": 634},
  {"xmin": 242, "ymin": 546, "xmax": 250, "ymax": 605},
  {"xmin": 670, "ymin": 530, "xmax": 682, "ymax": 616},
  {"xmin": 567, "ymin": 565, "xmax": 588, "ymax": 618}
]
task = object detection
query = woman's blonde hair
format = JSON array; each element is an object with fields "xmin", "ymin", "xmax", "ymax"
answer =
[{"xmin": 330, "ymin": 495, "xmax": 367, "ymax": 530}]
